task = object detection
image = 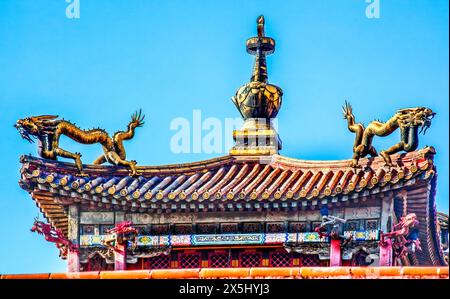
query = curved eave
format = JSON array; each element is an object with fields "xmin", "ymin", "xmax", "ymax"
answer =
[
  {"xmin": 410, "ymin": 171, "xmax": 447, "ymax": 266},
  {"xmin": 18, "ymin": 146, "xmax": 447, "ymax": 265},
  {"xmin": 19, "ymin": 147, "xmax": 436, "ymax": 203}
]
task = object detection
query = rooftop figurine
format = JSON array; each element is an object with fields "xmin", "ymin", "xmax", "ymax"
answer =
[
  {"xmin": 343, "ymin": 101, "xmax": 435, "ymax": 167},
  {"xmin": 15, "ymin": 110, "xmax": 145, "ymax": 176}
]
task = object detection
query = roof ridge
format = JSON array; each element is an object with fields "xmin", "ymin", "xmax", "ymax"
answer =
[{"xmin": 19, "ymin": 146, "xmax": 435, "ymax": 177}]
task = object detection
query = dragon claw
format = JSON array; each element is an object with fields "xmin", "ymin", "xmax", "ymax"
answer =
[
  {"xmin": 380, "ymin": 151, "xmax": 394, "ymax": 168},
  {"xmin": 129, "ymin": 169, "xmax": 140, "ymax": 177}
]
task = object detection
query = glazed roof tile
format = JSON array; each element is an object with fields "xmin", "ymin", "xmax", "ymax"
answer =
[{"xmin": 20, "ymin": 147, "xmax": 436, "ymax": 204}]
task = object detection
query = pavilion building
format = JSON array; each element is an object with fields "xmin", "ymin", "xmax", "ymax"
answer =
[{"xmin": 18, "ymin": 17, "xmax": 447, "ymax": 272}]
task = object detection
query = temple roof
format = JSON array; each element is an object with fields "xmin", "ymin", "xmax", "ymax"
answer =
[
  {"xmin": 19, "ymin": 147, "xmax": 446, "ymax": 266},
  {"xmin": 20, "ymin": 147, "xmax": 436, "ymax": 201},
  {"xmin": 20, "ymin": 147, "xmax": 436, "ymax": 202},
  {"xmin": 19, "ymin": 147, "xmax": 434, "ymax": 225}
]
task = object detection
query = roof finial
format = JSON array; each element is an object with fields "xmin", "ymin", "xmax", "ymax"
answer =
[
  {"xmin": 230, "ymin": 16, "xmax": 283, "ymax": 156},
  {"xmin": 257, "ymin": 15, "xmax": 265, "ymax": 37},
  {"xmin": 247, "ymin": 15, "xmax": 275, "ymax": 83},
  {"xmin": 232, "ymin": 15, "xmax": 281, "ymax": 120}
]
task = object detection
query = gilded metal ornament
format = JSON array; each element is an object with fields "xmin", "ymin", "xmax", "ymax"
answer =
[
  {"xmin": 15, "ymin": 110, "xmax": 145, "ymax": 176},
  {"xmin": 232, "ymin": 15, "xmax": 283, "ymax": 121},
  {"xmin": 343, "ymin": 101, "xmax": 435, "ymax": 167}
]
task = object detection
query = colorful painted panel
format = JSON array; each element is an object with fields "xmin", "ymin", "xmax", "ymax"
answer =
[
  {"xmin": 264, "ymin": 233, "xmax": 288, "ymax": 244},
  {"xmin": 286, "ymin": 233, "xmax": 297, "ymax": 243},
  {"xmin": 192, "ymin": 234, "xmax": 264, "ymax": 246},
  {"xmin": 297, "ymin": 232, "xmax": 328, "ymax": 243},
  {"xmin": 79, "ymin": 232, "xmax": 334, "ymax": 247},
  {"xmin": 343, "ymin": 230, "xmax": 380, "ymax": 241},
  {"xmin": 136, "ymin": 235, "xmax": 159, "ymax": 246},
  {"xmin": 171, "ymin": 235, "xmax": 192, "ymax": 246},
  {"xmin": 80, "ymin": 234, "xmax": 106, "ymax": 246},
  {"xmin": 159, "ymin": 235, "xmax": 170, "ymax": 246}
]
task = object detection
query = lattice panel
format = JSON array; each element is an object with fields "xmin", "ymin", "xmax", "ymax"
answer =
[
  {"xmin": 240, "ymin": 252, "xmax": 262, "ymax": 267},
  {"xmin": 243, "ymin": 223, "xmax": 261, "ymax": 233},
  {"xmin": 151, "ymin": 224, "xmax": 170, "ymax": 235},
  {"xmin": 289, "ymin": 222, "xmax": 309, "ymax": 233},
  {"xmin": 267, "ymin": 222, "xmax": 285, "ymax": 233},
  {"xmin": 197, "ymin": 224, "xmax": 217, "ymax": 234},
  {"xmin": 209, "ymin": 253, "xmax": 230, "ymax": 268},
  {"xmin": 149, "ymin": 255, "xmax": 171, "ymax": 269},
  {"xmin": 270, "ymin": 251, "xmax": 292, "ymax": 267},
  {"xmin": 221, "ymin": 223, "xmax": 238, "ymax": 233},
  {"xmin": 174, "ymin": 224, "xmax": 194, "ymax": 235},
  {"xmin": 365, "ymin": 219, "xmax": 379, "ymax": 230},
  {"xmin": 134, "ymin": 225, "xmax": 151, "ymax": 235},
  {"xmin": 300, "ymin": 254, "xmax": 321, "ymax": 267},
  {"xmin": 345, "ymin": 221, "xmax": 359, "ymax": 231},
  {"xmin": 81, "ymin": 224, "xmax": 97, "ymax": 235},
  {"xmin": 179, "ymin": 254, "xmax": 201, "ymax": 268}
]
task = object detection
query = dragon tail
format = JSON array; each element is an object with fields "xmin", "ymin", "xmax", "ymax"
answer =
[{"xmin": 343, "ymin": 101, "xmax": 364, "ymax": 149}]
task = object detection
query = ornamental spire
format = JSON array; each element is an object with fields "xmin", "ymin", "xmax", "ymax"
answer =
[
  {"xmin": 249, "ymin": 15, "xmax": 273, "ymax": 83},
  {"xmin": 230, "ymin": 16, "xmax": 283, "ymax": 156}
]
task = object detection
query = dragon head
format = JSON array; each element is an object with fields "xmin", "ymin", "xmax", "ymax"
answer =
[
  {"xmin": 415, "ymin": 107, "xmax": 435, "ymax": 134},
  {"xmin": 30, "ymin": 217, "xmax": 44, "ymax": 234},
  {"xmin": 397, "ymin": 107, "xmax": 435, "ymax": 134},
  {"xmin": 15, "ymin": 115, "xmax": 58, "ymax": 143},
  {"xmin": 106, "ymin": 221, "xmax": 138, "ymax": 245},
  {"xmin": 400, "ymin": 213, "xmax": 419, "ymax": 228}
]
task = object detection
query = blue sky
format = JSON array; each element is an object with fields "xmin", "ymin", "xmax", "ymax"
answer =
[{"xmin": 0, "ymin": 0, "xmax": 448, "ymax": 273}]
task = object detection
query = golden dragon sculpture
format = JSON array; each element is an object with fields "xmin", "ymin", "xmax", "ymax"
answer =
[
  {"xmin": 15, "ymin": 110, "xmax": 145, "ymax": 176},
  {"xmin": 343, "ymin": 101, "xmax": 435, "ymax": 167}
]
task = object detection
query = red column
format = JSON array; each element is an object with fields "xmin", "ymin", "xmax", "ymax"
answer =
[
  {"xmin": 114, "ymin": 243, "xmax": 127, "ymax": 270},
  {"xmin": 379, "ymin": 239, "xmax": 393, "ymax": 266},
  {"xmin": 67, "ymin": 250, "xmax": 80, "ymax": 272},
  {"xmin": 329, "ymin": 239, "xmax": 342, "ymax": 266}
]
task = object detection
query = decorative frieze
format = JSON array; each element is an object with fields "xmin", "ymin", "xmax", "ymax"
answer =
[
  {"xmin": 192, "ymin": 234, "xmax": 264, "ymax": 246},
  {"xmin": 78, "ymin": 231, "xmax": 385, "ymax": 247},
  {"xmin": 344, "ymin": 206, "xmax": 381, "ymax": 220},
  {"xmin": 117, "ymin": 210, "xmax": 324, "ymax": 225},
  {"xmin": 80, "ymin": 212, "xmax": 114, "ymax": 224},
  {"xmin": 343, "ymin": 230, "xmax": 380, "ymax": 241}
]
